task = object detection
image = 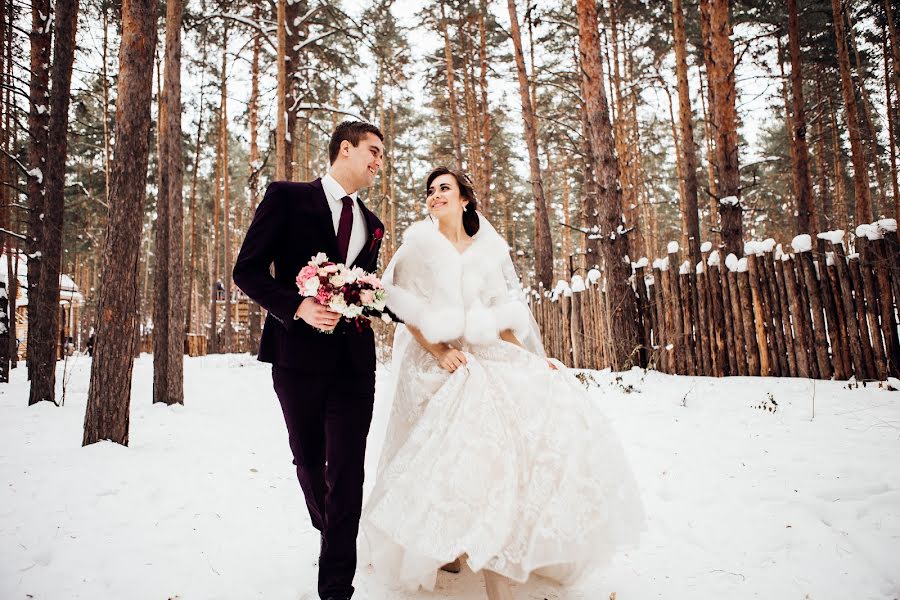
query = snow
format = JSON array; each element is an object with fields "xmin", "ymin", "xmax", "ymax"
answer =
[
  {"xmin": 817, "ymin": 229, "xmax": 845, "ymax": 246},
  {"xmin": 743, "ymin": 241, "xmax": 762, "ymax": 256},
  {"xmin": 667, "ymin": 241, "xmax": 679, "ymax": 254},
  {"xmin": 725, "ymin": 253, "xmax": 739, "ymax": 272},
  {"xmin": 877, "ymin": 218, "xmax": 897, "ymax": 233},
  {"xmin": 760, "ymin": 238, "xmax": 776, "ymax": 253},
  {"xmin": 737, "ymin": 257, "xmax": 749, "ymax": 273},
  {"xmin": 825, "ymin": 252, "xmax": 835, "ymax": 267},
  {"xmin": 586, "ymin": 269, "xmax": 601, "ymax": 284},
  {"xmin": 707, "ymin": 250, "xmax": 721, "ymax": 267},
  {"xmin": 700, "ymin": 241, "xmax": 713, "ymax": 253},
  {"xmin": 632, "ymin": 257, "xmax": 649, "ymax": 270},
  {"xmin": 791, "ymin": 234, "xmax": 812, "ymax": 253},
  {"xmin": 652, "ymin": 257, "xmax": 669, "ymax": 271},
  {"xmin": 695, "ymin": 262, "xmax": 704, "ymax": 274},
  {"xmin": 27, "ymin": 167, "xmax": 43, "ymax": 184},
  {"xmin": 2, "ymin": 357, "xmax": 899, "ymax": 600},
  {"xmin": 570, "ymin": 275, "xmax": 586, "ymax": 293},
  {"xmin": 775, "ymin": 244, "xmax": 784, "ymax": 260},
  {"xmin": 855, "ymin": 224, "xmax": 883, "ymax": 241},
  {"xmin": 679, "ymin": 261, "xmax": 690, "ymax": 275},
  {"xmin": 720, "ymin": 195, "xmax": 740, "ymax": 206}
]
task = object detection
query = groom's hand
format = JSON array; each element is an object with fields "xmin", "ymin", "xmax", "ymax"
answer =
[{"xmin": 295, "ymin": 297, "xmax": 341, "ymax": 331}]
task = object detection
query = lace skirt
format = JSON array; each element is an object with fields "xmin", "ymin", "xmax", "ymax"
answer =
[{"xmin": 362, "ymin": 339, "xmax": 645, "ymax": 592}]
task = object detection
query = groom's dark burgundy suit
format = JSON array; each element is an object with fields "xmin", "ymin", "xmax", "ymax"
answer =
[{"xmin": 233, "ymin": 179, "xmax": 383, "ymax": 600}]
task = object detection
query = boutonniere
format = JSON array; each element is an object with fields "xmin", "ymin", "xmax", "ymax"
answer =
[{"xmin": 368, "ymin": 227, "xmax": 384, "ymax": 252}]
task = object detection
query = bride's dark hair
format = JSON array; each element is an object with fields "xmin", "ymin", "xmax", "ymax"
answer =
[{"xmin": 426, "ymin": 166, "xmax": 480, "ymax": 236}]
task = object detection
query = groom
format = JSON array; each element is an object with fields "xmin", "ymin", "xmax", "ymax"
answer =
[{"xmin": 233, "ymin": 121, "xmax": 386, "ymax": 600}]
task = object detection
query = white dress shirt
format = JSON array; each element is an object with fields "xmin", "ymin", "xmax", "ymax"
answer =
[{"xmin": 321, "ymin": 173, "xmax": 367, "ymax": 266}]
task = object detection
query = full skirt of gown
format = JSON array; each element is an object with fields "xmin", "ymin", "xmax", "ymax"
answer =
[{"xmin": 361, "ymin": 334, "xmax": 645, "ymax": 592}]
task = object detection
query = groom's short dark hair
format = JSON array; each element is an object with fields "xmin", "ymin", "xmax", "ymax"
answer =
[{"xmin": 329, "ymin": 121, "xmax": 384, "ymax": 165}]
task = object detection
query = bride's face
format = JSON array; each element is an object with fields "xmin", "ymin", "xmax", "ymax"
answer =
[{"xmin": 426, "ymin": 174, "xmax": 468, "ymax": 221}]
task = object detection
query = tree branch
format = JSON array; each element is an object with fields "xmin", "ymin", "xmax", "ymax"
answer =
[{"xmin": 0, "ymin": 228, "xmax": 27, "ymax": 242}]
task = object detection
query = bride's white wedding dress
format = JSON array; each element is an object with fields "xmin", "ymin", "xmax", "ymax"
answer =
[{"xmin": 362, "ymin": 215, "xmax": 644, "ymax": 592}]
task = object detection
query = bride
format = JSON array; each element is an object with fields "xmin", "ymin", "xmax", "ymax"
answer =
[{"xmin": 362, "ymin": 167, "xmax": 645, "ymax": 599}]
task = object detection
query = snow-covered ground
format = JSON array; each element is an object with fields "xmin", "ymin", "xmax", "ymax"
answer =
[{"xmin": 1, "ymin": 354, "xmax": 899, "ymax": 600}]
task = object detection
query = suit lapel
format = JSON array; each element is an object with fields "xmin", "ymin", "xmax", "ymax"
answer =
[{"xmin": 351, "ymin": 200, "xmax": 382, "ymax": 269}]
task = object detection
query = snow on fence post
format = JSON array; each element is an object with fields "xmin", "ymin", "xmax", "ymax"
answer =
[{"xmin": 725, "ymin": 255, "xmax": 748, "ymax": 376}]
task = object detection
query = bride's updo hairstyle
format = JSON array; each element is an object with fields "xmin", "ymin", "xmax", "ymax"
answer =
[{"xmin": 426, "ymin": 166, "xmax": 480, "ymax": 237}]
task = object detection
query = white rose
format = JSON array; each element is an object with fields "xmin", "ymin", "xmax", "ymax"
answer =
[
  {"xmin": 329, "ymin": 274, "xmax": 346, "ymax": 287},
  {"xmin": 303, "ymin": 278, "xmax": 320, "ymax": 296},
  {"xmin": 311, "ymin": 252, "xmax": 328, "ymax": 265}
]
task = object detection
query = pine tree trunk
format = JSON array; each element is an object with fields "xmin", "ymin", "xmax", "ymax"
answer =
[
  {"xmin": 576, "ymin": 0, "xmax": 641, "ymax": 370},
  {"xmin": 153, "ymin": 0, "xmax": 183, "ymax": 405},
  {"xmin": 221, "ymin": 42, "xmax": 233, "ymax": 353},
  {"xmin": 26, "ymin": 0, "xmax": 51, "ymax": 382},
  {"xmin": 83, "ymin": 0, "xmax": 160, "ymax": 446},
  {"xmin": 248, "ymin": 20, "xmax": 262, "ymax": 352},
  {"xmin": 477, "ymin": 2, "xmax": 492, "ymax": 214},
  {"xmin": 440, "ymin": 0, "xmax": 464, "ymax": 169},
  {"xmin": 885, "ymin": 27, "xmax": 900, "ymax": 216},
  {"xmin": 275, "ymin": 0, "xmax": 287, "ymax": 180},
  {"xmin": 30, "ymin": 0, "xmax": 79, "ymax": 405},
  {"xmin": 507, "ymin": 0, "xmax": 553, "ymax": 287},
  {"xmin": 787, "ymin": 0, "xmax": 816, "ymax": 237},
  {"xmin": 831, "ymin": 0, "xmax": 873, "ymax": 224},
  {"xmin": 672, "ymin": 0, "xmax": 701, "ymax": 266},
  {"xmin": 704, "ymin": 0, "xmax": 743, "ymax": 255}
]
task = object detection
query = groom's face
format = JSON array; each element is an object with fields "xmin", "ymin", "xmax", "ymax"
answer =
[{"xmin": 342, "ymin": 133, "xmax": 384, "ymax": 189}]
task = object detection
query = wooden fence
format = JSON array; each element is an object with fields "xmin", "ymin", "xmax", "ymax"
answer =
[{"xmin": 531, "ymin": 227, "xmax": 900, "ymax": 381}]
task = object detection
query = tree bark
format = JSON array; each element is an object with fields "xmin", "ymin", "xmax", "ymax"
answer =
[
  {"xmin": 29, "ymin": 0, "xmax": 79, "ymax": 405},
  {"xmin": 576, "ymin": 0, "xmax": 641, "ymax": 370},
  {"xmin": 477, "ymin": 1, "xmax": 492, "ymax": 214},
  {"xmin": 787, "ymin": 0, "xmax": 816, "ymax": 237},
  {"xmin": 440, "ymin": 0, "xmax": 464, "ymax": 170},
  {"xmin": 275, "ymin": 0, "xmax": 287, "ymax": 180},
  {"xmin": 153, "ymin": 0, "xmax": 184, "ymax": 405},
  {"xmin": 84, "ymin": 0, "xmax": 160, "ymax": 446},
  {"xmin": 507, "ymin": 0, "xmax": 553, "ymax": 287},
  {"xmin": 672, "ymin": 0, "xmax": 701, "ymax": 266},
  {"xmin": 884, "ymin": 26, "xmax": 900, "ymax": 218},
  {"xmin": 248, "ymin": 20, "xmax": 262, "ymax": 352},
  {"xmin": 702, "ymin": 0, "xmax": 743, "ymax": 255},
  {"xmin": 26, "ymin": 0, "xmax": 51, "ymax": 382},
  {"xmin": 220, "ymin": 41, "xmax": 233, "ymax": 353},
  {"xmin": 831, "ymin": 0, "xmax": 873, "ymax": 224}
]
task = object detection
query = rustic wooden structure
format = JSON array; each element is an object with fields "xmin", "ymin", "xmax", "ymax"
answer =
[{"xmin": 530, "ymin": 228, "xmax": 900, "ymax": 381}]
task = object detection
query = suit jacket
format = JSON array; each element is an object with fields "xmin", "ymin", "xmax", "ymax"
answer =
[{"xmin": 233, "ymin": 179, "xmax": 384, "ymax": 374}]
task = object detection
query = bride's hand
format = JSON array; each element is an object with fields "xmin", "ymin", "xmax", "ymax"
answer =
[
  {"xmin": 435, "ymin": 346, "xmax": 468, "ymax": 373},
  {"xmin": 546, "ymin": 359, "xmax": 559, "ymax": 370}
]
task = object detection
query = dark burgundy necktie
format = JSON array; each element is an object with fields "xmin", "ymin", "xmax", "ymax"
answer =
[{"xmin": 336, "ymin": 195, "xmax": 354, "ymax": 262}]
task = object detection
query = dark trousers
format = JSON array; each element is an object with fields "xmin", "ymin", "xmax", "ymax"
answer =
[{"xmin": 272, "ymin": 366, "xmax": 375, "ymax": 600}]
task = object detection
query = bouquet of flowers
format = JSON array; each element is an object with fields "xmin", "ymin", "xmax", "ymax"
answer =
[{"xmin": 295, "ymin": 252, "xmax": 387, "ymax": 333}]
